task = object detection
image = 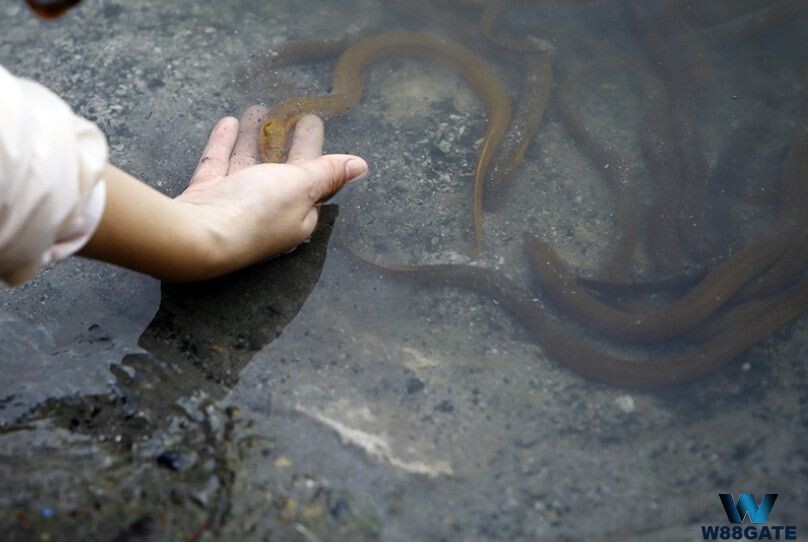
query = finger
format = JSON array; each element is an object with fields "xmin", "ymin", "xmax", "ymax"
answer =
[
  {"xmin": 191, "ymin": 117, "xmax": 239, "ymax": 185},
  {"xmin": 299, "ymin": 154, "xmax": 369, "ymax": 203},
  {"xmin": 286, "ymin": 114, "xmax": 324, "ymax": 165},
  {"xmin": 229, "ymin": 105, "xmax": 269, "ymax": 174}
]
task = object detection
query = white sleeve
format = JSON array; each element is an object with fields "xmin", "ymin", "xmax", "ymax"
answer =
[{"xmin": 0, "ymin": 63, "xmax": 108, "ymax": 286}]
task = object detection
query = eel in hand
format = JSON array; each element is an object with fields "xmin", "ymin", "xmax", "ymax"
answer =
[{"xmin": 259, "ymin": 30, "xmax": 513, "ymax": 253}]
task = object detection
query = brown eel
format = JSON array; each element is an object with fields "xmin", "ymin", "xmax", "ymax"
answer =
[
  {"xmin": 733, "ymin": 123, "xmax": 808, "ymax": 302},
  {"xmin": 520, "ymin": 119, "xmax": 808, "ymax": 344},
  {"xmin": 557, "ymin": 58, "xmax": 644, "ymax": 282},
  {"xmin": 522, "ymin": 230, "xmax": 793, "ymax": 343},
  {"xmin": 636, "ymin": 66, "xmax": 692, "ymax": 275},
  {"xmin": 485, "ymin": 54, "xmax": 552, "ymax": 209},
  {"xmin": 340, "ymin": 239, "xmax": 808, "ymax": 388},
  {"xmin": 391, "ymin": 0, "xmax": 554, "ymax": 210},
  {"xmin": 259, "ymin": 30, "xmax": 513, "ymax": 253},
  {"xmin": 627, "ymin": 1, "xmax": 715, "ymax": 260}
]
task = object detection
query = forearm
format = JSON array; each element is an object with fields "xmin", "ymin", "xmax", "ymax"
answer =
[{"xmin": 78, "ymin": 164, "xmax": 217, "ymax": 281}]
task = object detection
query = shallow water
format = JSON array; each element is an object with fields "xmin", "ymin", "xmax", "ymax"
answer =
[{"xmin": 1, "ymin": 0, "xmax": 807, "ymax": 539}]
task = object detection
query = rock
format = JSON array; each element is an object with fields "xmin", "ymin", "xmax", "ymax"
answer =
[{"xmin": 614, "ymin": 395, "xmax": 636, "ymax": 414}]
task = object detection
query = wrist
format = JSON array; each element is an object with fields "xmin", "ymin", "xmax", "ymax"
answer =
[
  {"xmin": 80, "ymin": 165, "xmax": 225, "ymax": 282},
  {"xmin": 170, "ymin": 201, "xmax": 239, "ymax": 281}
]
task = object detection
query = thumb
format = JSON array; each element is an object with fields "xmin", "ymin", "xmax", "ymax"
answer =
[{"xmin": 299, "ymin": 154, "xmax": 368, "ymax": 203}]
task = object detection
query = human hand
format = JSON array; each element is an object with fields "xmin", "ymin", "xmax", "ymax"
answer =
[{"xmin": 175, "ymin": 106, "xmax": 368, "ymax": 278}]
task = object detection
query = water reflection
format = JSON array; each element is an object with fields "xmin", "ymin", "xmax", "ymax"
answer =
[
  {"xmin": 0, "ymin": 208, "xmax": 376, "ymax": 539},
  {"xmin": 132, "ymin": 205, "xmax": 339, "ymax": 396}
]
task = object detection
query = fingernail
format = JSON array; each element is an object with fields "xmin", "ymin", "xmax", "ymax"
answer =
[
  {"xmin": 217, "ymin": 116, "xmax": 237, "ymax": 130},
  {"xmin": 345, "ymin": 158, "xmax": 368, "ymax": 181}
]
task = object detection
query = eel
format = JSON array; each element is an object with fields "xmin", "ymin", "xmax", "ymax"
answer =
[
  {"xmin": 522, "ymin": 231, "xmax": 793, "ymax": 343},
  {"xmin": 692, "ymin": 117, "xmax": 808, "ymax": 338},
  {"xmin": 734, "ymin": 123, "xmax": 808, "ymax": 302},
  {"xmin": 521, "ymin": 120, "xmax": 808, "ymax": 343},
  {"xmin": 575, "ymin": 266, "xmax": 711, "ymax": 296},
  {"xmin": 389, "ymin": 0, "xmax": 553, "ymax": 210},
  {"xmin": 259, "ymin": 30, "xmax": 513, "ymax": 254},
  {"xmin": 709, "ymin": 121, "xmax": 777, "ymax": 253},
  {"xmin": 484, "ymin": 54, "xmax": 553, "ymax": 209},
  {"xmin": 633, "ymin": 63, "xmax": 691, "ymax": 274},
  {"xmin": 627, "ymin": 1, "xmax": 716, "ymax": 262},
  {"xmin": 339, "ymin": 238, "xmax": 808, "ymax": 388},
  {"xmin": 555, "ymin": 50, "xmax": 732, "ymax": 284},
  {"xmin": 688, "ymin": 274, "xmax": 805, "ymax": 344},
  {"xmin": 557, "ymin": 58, "xmax": 645, "ymax": 282}
]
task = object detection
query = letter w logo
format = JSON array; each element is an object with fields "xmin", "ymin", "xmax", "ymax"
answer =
[{"xmin": 719, "ymin": 493, "xmax": 778, "ymax": 524}]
